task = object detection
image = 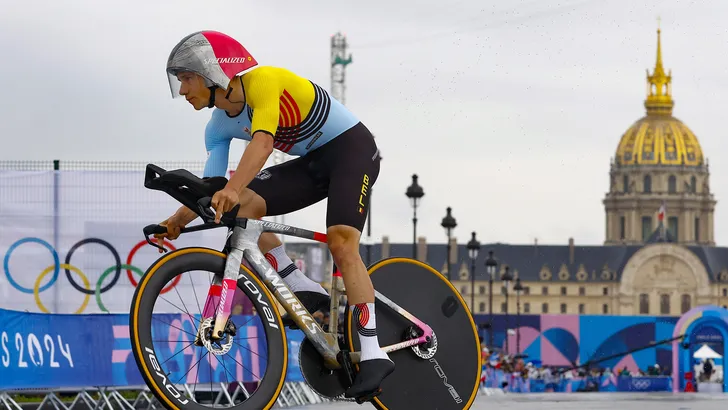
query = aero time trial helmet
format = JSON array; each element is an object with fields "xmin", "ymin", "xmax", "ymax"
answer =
[{"xmin": 166, "ymin": 30, "xmax": 258, "ymax": 99}]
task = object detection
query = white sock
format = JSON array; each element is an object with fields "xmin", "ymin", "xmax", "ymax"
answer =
[
  {"xmin": 352, "ymin": 302, "xmax": 391, "ymax": 362},
  {"xmin": 265, "ymin": 245, "xmax": 327, "ymax": 295}
]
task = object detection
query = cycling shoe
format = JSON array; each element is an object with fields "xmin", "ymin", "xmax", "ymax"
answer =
[{"xmin": 344, "ymin": 358, "xmax": 395, "ymax": 403}]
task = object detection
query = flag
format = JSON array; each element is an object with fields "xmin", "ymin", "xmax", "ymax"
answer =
[{"xmin": 658, "ymin": 201, "xmax": 666, "ymax": 222}]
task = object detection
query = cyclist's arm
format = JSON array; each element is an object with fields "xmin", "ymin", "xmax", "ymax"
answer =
[
  {"xmin": 226, "ymin": 74, "xmax": 279, "ymax": 194},
  {"xmin": 172, "ymin": 118, "xmax": 232, "ymax": 225}
]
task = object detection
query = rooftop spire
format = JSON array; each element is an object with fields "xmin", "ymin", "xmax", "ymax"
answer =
[{"xmin": 645, "ymin": 19, "xmax": 674, "ymax": 115}]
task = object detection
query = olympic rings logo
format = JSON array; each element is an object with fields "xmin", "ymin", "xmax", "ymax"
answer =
[
  {"xmin": 631, "ymin": 379, "xmax": 652, "ymax": 390},
  {"xmin": 3, "ymin": 237, "xmax": 179, "ymax": 314}
]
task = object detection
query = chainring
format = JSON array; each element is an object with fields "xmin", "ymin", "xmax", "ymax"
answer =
[{"xmin": 299, "ymin": 338, "xmax": 352, "ymax": 399}]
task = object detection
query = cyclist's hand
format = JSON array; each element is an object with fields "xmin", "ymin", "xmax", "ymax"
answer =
[
  {"xmin": 211, "ymin": 187, "xmax": 240, "ymax": 224},
  {"xmin": 154, "ymin": 218, "xmax": 183, "ymax": 253}
]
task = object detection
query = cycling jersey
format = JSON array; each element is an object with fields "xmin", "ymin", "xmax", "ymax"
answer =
[{"xmin": 202, "ymin": 66, "xmax": 360, "ymax": 178}]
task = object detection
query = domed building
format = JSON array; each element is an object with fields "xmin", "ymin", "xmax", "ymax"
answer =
[
  {"xmin": 348, "ymin": 27, "xmax": 728, "ymax": 318},
  {"xmin": 604, "ymin": 27, "xmax": 715, "ymax": 246}
]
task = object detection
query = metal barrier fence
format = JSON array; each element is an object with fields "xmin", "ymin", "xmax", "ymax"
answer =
[{"xmin": 0, "ymin": 383, "xmax": 336, "ymax": 409}]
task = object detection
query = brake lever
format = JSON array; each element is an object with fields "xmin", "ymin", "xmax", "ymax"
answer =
[
  {"xmin": 143, "ymin": 224, "xmax": 169, "ymax": 253},
  {"xmin": 197, "ymin": 197, "xmax": 217, "ymax": 223},
  {"xmin": 197, "ymin": 197, "xmax": 241, "ymax": 225}
]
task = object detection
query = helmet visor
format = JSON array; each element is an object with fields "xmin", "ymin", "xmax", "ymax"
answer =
[
  {"xmin": 167, "ymin": 69, "xmax": 215, "ymax": 99},
  {"xmin": 167, "ymin": 71, "xmax": 183, "ymax": 99}
]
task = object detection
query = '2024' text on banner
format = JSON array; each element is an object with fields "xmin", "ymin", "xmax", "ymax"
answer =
[{"xmin": 0, "ymin": 308, "xmax": 304, "ymax": 389}]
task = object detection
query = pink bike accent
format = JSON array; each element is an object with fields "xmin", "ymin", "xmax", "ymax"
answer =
[
  {"xmin": 215, "ymin": 278, "xmax": 238, "ymax": 319},
  {"xmin": 202, "ymin": 284, "xmax": 222, "ymax": 318}
]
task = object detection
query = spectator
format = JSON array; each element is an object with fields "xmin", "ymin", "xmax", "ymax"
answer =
[{"xmin": 703, "ymin": 358, "xmax": 714, "ymax": 381}]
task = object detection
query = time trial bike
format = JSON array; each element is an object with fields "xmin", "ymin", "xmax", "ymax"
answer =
[{"xmin": 129, "ymin": 164, "xmax": 482, "ymax": 410}]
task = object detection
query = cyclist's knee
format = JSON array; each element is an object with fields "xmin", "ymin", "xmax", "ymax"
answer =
[
  {"xmin": 236, "ymin": 188, "xmax": 267, "ymax": 219},
  {"xmin": 327, "ymin": 225, "xmax": 361, "ymax": 265},
  {"xmin": 258, "ymin": 232, "xmax": 282, "ymax": 254}
]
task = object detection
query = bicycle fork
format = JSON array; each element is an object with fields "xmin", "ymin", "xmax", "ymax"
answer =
[{"xmin": 195, "ymin": 242, "xmax": 245, "ymax": 345}]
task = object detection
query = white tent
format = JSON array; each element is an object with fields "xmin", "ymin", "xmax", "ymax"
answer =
[{"xmin": 693, "ymin": 344, "xmax": 723, "ymax": 360}]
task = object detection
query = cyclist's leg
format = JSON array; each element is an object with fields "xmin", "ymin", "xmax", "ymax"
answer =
[
  {"xmin": 320, "ymin": 122, "xmax": 393, "ymax": 398},
  {"xmin": 244, "ymin": 155, "xmax": 331, "ymax": 315}
]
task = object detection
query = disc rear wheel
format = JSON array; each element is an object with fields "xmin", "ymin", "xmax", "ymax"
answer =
[{"xmin": 345, "ymin": 258, "xmax": 481, "ymax": 410}]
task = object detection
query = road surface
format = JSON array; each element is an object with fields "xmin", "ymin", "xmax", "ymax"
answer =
[{"xmin": 289, "ymin": 392, "xmax": 728, "ymax": 410}]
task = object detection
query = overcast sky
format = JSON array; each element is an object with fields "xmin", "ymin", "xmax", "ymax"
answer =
[{"xmin": 2, "ymin": 0, "xmax": 727, "ymax": 247}]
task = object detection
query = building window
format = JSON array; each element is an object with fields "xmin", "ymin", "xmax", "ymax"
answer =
[
  {"xmin": 501, "ymin": 303, "xmax": 507, "ymax": 313},
  {"xmin": 578, "ymin": 304, "xmax": 585, "ymax": 314},
  {"xmin": 501, "ymin": 286, "xmax": 507, "ymax": 295},
  {"xmin": 695, "ymin": 217, "xmax": 700, "ymax": 242},
  {"xmin": 690, "ymin": 176, "xmax": 697, "ymax": 193},
  {"xmin": 542, "ymin": 303, "xmax": 549, "ymax": 313},
  {"xmin": 579, "ymin": 287, "xmax": 586, "ymax": 296},
  {"xmin": 681, "ymin": 295, "xmax": 691, "ymax": 314},
  {"xmin": 561, "ymin": 286, "xmax": 567, "ymax": 296},
  {"xmin": 668, "ymin": 175, "xmax": 677, "ymax": 193},
  {"xmin": 479, "ymin": 302, "xmax": 485, "ymax": 312},
  {"xmin": 643, "ymin": 175, "xmax": 652, "ymax": 193},
  {"xmin": 461, "ymin": 286, "xmax": 468, "ymax": 295},
  {"xmin": 723, "ymin": 288, "xmax": 727, "ymax": 297},
  {"xmin": 660, "ymin": 294, "xmax": 670, "ymax": 315},
  {"xmin": 639, "ymin": 293, "xmax": 649, "ymax": 314},
  {"xmin": 602, "ymin": 304, "xmax": 609, "ymax": 314},
  {"xmin": 524, "ymin": 303, "xmax": 530, "ymax": 313},
  {"xmin": 623, "ymin": 175, "xmax": 629, "ymax": 193},
  {"xmin": 668, "ymin": 216, "xmax": 679, "ymax": 240},
  {"xmin": 479, "ymin": 286, "xmax": 486, "ymax": 295},
  {"xmin": 620, "ymin": 216, "xmax": 626, "ymax": 240},
  {"xmin": 523, "ymin": 286, "xmax": 530, "ymax": 295},
  {"xmin": 642, "ymin": 216, "xmax": 653, "ymax": 241},
  {"xmin": 603, "ymin": 287, "xmax": 609, "ymax": 296},
  {"xmin": 560, "ymin": 303, "xmax": 567, "ymax": 314},
  {"xmin": 542, "ymin": 286, "xmax": 548, "ymax": 295}
]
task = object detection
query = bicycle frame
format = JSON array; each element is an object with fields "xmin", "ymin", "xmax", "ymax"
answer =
[
  {"xmin": 140, "ymin": 162, "xmax": 434, "ymax": 371},
  {"xmin": 190, "ymin": 218, "xmax": 435, "ymax": 371}
]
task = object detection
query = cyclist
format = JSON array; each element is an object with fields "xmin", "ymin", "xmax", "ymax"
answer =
[{"xmin": 156, "ymin": 30, "xmax": 393, "ymax": 400}]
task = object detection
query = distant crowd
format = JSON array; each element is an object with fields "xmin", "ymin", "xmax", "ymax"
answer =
[{"xmin": 480, "ymin": 342, "xmax": 672, "ymax": 386}]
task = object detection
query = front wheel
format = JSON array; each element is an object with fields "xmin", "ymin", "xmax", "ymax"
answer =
[
  {"xmin": 129, "ymin": 247, "xmax": 288, "ymax": 410},
  {"xmin": 345, "ymin": 258, "xmax": 482, "ymax": 410}
]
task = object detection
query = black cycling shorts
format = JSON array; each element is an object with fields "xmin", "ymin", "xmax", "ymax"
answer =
[{"xmin": 247, "ymin": 122, "xmax": 380, "ymax": 233}]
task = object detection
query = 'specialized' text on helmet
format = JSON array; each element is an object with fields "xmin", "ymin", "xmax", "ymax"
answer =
[{"xmin": 166, "ymin": 30, "xmax": 258, "ymax": 98}]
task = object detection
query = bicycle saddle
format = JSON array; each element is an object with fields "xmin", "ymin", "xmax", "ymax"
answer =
[{"xmin": 144, "ymin": 164, "xmax": 228, "ymax": 214}]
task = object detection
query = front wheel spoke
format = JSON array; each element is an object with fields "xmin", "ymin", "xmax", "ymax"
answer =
[{"xmin": 175, "ymin": 350, "xmax": 208, "ymax": 385}]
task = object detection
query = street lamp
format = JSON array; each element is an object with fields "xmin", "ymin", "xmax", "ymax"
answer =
[
  {"xmin": 405, "ymin": 174, "xmax": 424, "ymax": 259},
  {"xmin": 501, "ymin": 265, "xmax": 513, "ymax": 354},
  {"xmin": 513, "ymin": 277, "xmax": 524, "ymax": 355},
  {"xmin": 466, "ymin": 231, "xmax": 480, "ymax": 313},
  {"xmin": 484, "ymin": 250, "xmax": 498, "ymax": 350},
  {"xmin": 441, "ymin": 207, "xmax": 457, "ymax": 281}
]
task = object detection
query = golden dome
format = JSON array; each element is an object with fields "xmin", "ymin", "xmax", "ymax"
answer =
[{"xmin": 615, "ymin": 27, "xmax": 704, "ymax": 167}]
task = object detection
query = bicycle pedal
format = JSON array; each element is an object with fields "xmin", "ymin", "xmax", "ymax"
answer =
[{"xmin": 354, "ymin": 388, "xmax": 382, "ymax": 404}]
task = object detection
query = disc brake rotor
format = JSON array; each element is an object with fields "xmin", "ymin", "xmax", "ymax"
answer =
[
  {"xmin": 199, "ymin": 317, "xmax": 235, "ymax": 356},
  {"xmin": 403, "ymin": 325, "xmax": 438, "ymax": 359}
]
